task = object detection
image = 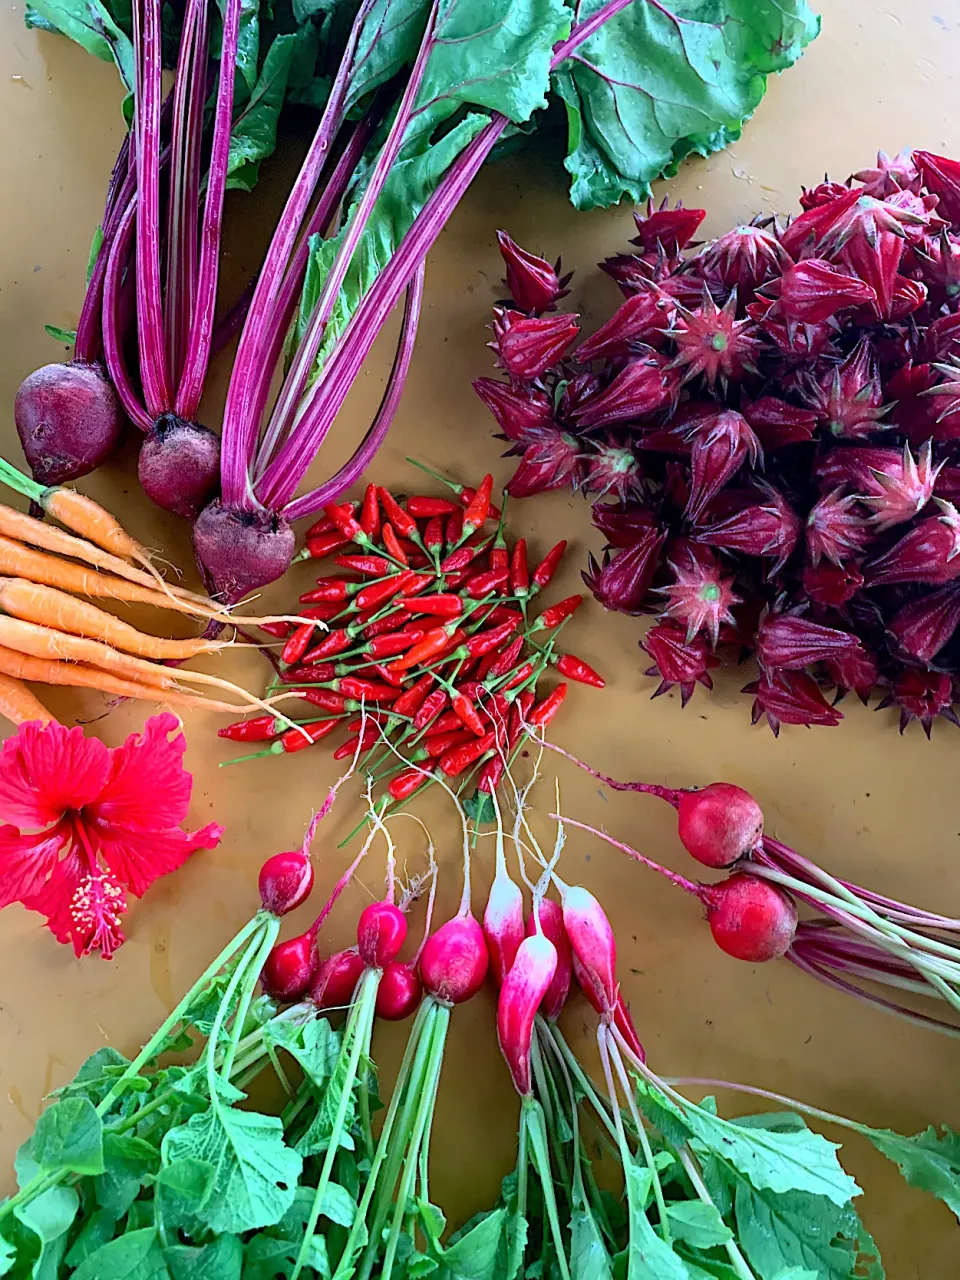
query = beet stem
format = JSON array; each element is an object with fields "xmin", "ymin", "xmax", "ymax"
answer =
[{"xmin": 103, "ymin": 202, "xmax": 153, "ymax": 431}]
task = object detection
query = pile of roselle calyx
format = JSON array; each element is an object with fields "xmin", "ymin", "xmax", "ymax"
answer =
[{"xmin": 475, "ymin": 149, "xmax": 960, "ymax": 736}]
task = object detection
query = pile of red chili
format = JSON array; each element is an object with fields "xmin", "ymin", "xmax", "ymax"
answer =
[{"xmin": 218, "ymin": 471, "xmax": 601, "ymax": 808}]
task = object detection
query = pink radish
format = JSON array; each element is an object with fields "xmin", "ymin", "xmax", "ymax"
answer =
[
  {"xmin": 376, "ymin": 961, "xmax": 423, "ymax": 1021},
  {"xmin": 677, "ymin": 783, "xmax": 764, "ymax": 867},
  {"xmin": 527, "ymin": 899, "xmax": 571, "ymax": 1020},
  {"xmin": 701, "ymin": 873, "xmax": 798, "ymax": 961},
  {"xmin": 357, "ymin": 901, "xmax": 408, "ymax": 969},
  {"xmin": 259, "ymin": 848, "xmax": 314, "ymax": 917},
  {"xmin": 262, "ymin": 930, "xmax": 318, "ymax": 1002},
  {"xmin": 497, "ymin": 933, "xmax": 557, "ymax": 1095},
  {"xmin": 560, "ymin": 883, "xmax": 617, "ymax": 1013},
  {"xmin": 419, "ymin": 915, "xmax": 489, "ymax": 1004},
  {"xmin": 310, "ymin": 948, "xmax": 365, "ymax": 1009},
  {"xmin": 483, "ymin": 846, "xmax": 525, "ymax": 988}
]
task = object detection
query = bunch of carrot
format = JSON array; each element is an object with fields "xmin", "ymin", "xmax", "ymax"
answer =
[{"xmin": 0, "ymin": 458, "xmax": 305, "ymax": 727}]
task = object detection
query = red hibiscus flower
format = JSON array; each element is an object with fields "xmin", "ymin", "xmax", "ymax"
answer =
[{"xmin": 0, "ymin": 714, "xmax": 223, "ymax": 959}]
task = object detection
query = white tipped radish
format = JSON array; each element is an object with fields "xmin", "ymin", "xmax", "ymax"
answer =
[{"xmin": 497, "ymin": 933, "xmax": 557, "ymax": 1096}]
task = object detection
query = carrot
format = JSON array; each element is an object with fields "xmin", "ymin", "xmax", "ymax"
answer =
[
  {"xmin": 0, "ymin": 578, "xmax": 224, "ymax": 660},
  {"xmin": 0, "ymin": 646, "xmax": 262, "ymax": 714},
  {"xmin": 0, "ymin": 670, "xmax": 55, "ymax": 725},
  {"xmin": 40, "ymin": 488, "xmax": 147, "ymax": 565}
]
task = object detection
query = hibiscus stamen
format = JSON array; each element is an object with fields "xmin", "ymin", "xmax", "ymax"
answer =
[{"xmin": 69, "ymin": 872, "xmax": 127, "ymax": 960}]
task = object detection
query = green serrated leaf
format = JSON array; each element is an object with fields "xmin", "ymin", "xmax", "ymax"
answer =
[
  {"xmin": 165, "ymin": 1234, "xmax": 243, "ymax": 1280},
  {"xmin": 624, "ymin": 1162, "xmax": 688, "ymax": 1280},
  {"xmin": 464, "ymin": 791, "xmax": 497, "ymax": 826},
  {"xmin": 663, "ymin": 1201, "xmax": 732, "ymax": 1251},
  {"xmin": 439, "ymin": 1208, "xmax": 505, "ymax": 1280},
  {"xmin": 263, "ymin": 1015, "xmax": 341, "ymax": 1091},
  {"xmin": 94, "ymin": 1133, "xmax": 160, "ymax": 1218},
  {"xmin": 552, "ymin": 0, "xmax": 819, "ymax": 210},
  {"xmin": 71, "ymin": 1227, "xmax": 170, "ymax": 1280},
  {"xmin": 155, "ymin": 1158, "xmax": 216, "ymax": 1238},
  {"xmin": 863, "ymin": 1124, "xmax": 960, "ymax": 1222},
  {"xmin": 50, "ymin": 1047, "xmax": 130, "ymax": 1106},
  {"xmin": 26, "ymin": 1098, "xmax": 104, "ymax": 1178},
  {"xmin": 161, "ymin": 1105, "xmax": 301, "ymax": 1235}
]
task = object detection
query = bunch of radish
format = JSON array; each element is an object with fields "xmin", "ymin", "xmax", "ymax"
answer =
[{"xmin": 541, "ymin": 737, "xmax": 960, "ymax": 1035}]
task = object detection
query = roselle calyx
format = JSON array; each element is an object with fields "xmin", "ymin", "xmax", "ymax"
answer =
[
  {"xmin": 492, "ymin": 307, "xmax": 580, "ymax": 381},
  {"xmin": 496, "ymin": 230, "xmax": 568, "ymax": 313},
  {"xmin": 640, "ymin": 622, "xmax": 718, "ymax": 706}
]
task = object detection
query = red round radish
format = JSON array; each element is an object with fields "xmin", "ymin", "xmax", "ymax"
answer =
[
  {"xmin": 701, "ymin": 873, "xmax": 798, "ymax": 962},
  {"xmin": 527, "ymin": 899, "xmax": 571, "ymax": 1020},
  {"xmin": 561, "ymin": 885, "xmax": 617, "ymax": 1014},
  {"xmin": 15, "ymin": 361, "xmax": 123, "ymax": 486},
  {"xmin": 261, "ymin": 931, "xmax": 317, "ymax": 1002},
  {"xmin": 258, "ymin": 848, "xmax": 314, "ymax": 916},
  {"xmin": 310, "ymin": 948, "xmax": 365, "ymax": 1009},
  {"xmin": 357, "ymin": 901, "xmax": 408, "ymax": 969},
  {"xmin": 194, "ymin": 498, "xmax": 295, "ymax": 604},
  {"xmin": 677, "ymin": 783, "xmax": 764, "ymax": 868},
  {"xmin": 376, "ymin": 961, "xmax": 423, "ymax": 1021},
  {"xmin": 418, "ymin": 915, "xmax": 489, "ymax": 1004},
  {"xmin": 483, "ymin": 872, "xmax": 525, "ymax": 988},
  {"xmin": 497, "ymin": 933, "xmax": 557, "ymax": 1096},
  {"xmin": 138, "ymin": 415, "xmax": 220, "ymax": 519}
]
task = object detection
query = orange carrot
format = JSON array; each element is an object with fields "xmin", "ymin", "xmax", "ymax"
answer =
[
  {"xmin": 0, "ymin": 578, "xmax": 224, "ymax": 660},
  {"xmin": 0, "ymin": 646, "xmax": 258, "ymax": 713},
  {"xmin": 0, "ymin": 670, "xmax": 55, "ymax": 725},
  {"xmin": 41, "ymin": 488, "xmax": 147, "ymax": 564}
]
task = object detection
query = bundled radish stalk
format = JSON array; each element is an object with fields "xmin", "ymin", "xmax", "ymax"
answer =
[
  {"xmin": 476, "ymin": 150, "xmax": 960, "ymax": 735},
  {"xmin": 540, "ymin": 738, "xmax": 960, "ymax": 1034}
]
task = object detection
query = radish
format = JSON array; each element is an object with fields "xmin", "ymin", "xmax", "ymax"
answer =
[
  {"xmin": 261, "ymin": 929, "xmax": 318, "ymax": 1002},
  {"xmin": 558, "ymin": 883, "xmax": 617, "ymax": 1014},
  {"xmin": 497, "ymin": 932, "xmax": 557, "ymax": 1096},
  {"xmin": 701, "ymin": 873, "xmax": 798, "ymax": 962},
  {"xmin": 258, "ymin": 848, "xmax": 314, "ymax": 917},
  {"xmin": 357, "ymin": 901, "xmax": 408, "ymax": 969},
  {"xmin": 527, "ymin": 899, "xmax": 571, "ymax": 1020},
  {"xmin": 677, "ymin": 782, "xmax": 764, "ymax": 867},
  {"xmin": 482, "ymin": 800, "xmax": 525, "ymax": 986},
  {"xmin": 375, "ymin": 961, "xmax": 422, "ymax": 1021},
  {"xmin": 15, "ymin": 363, "xmax": 123, "ymax": 488},
  {"xmin": 310, "ymin": 948, "xmax": 365, "ymax": 1010},
  {"xmin": 418, "ymin": 915, "xmax": 488, "ymax": 1004}
]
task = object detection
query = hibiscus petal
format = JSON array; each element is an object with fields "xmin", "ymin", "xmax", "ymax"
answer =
[
  {"xmin": 87, "ymin": 714, "xmax": 193, "ymax": 835},
  {"xmin": 0, "ymin": 820, "xmax": 70, "ymax": 908},
  {"xmin": 99, "ymin": 821, "xmax": 223, "ymax": 897},
  {"xmin": 0, "ymin": 723, "xmax": 110, "ymax": 828},
  {"xmin": 22, "ymin": 847, "xmax": 86, "ymax": 950}
]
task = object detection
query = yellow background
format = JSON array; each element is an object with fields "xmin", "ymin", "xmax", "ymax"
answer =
[{"xmin": 1, "ymin": 1, "xmax": 959, "ymax": 1273}]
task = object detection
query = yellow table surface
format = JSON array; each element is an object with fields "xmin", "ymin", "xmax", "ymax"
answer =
[{"xmin": 2, "ymin": 1, "xmax": 960, "ymax": 1273}]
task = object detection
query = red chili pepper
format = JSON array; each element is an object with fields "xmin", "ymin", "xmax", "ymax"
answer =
[
  {"xmin": 476, "ymin": 646, "xmax": 505, "ymax": 681},
  {"xmin": 300, "ymin": 578, "xmax": 357, "ymax": 603},
  {"xmin": 478, "ymin": 756, "xmax": 505, "ymax": 794},
  {"xmin": 305, "ymin": 515, "xmax": 336, "ymax": 539},
  {"xmin": 392, "ymin": 674, "xmax": 434, "ymax": 719},
  {"xmin": 489, "ymin": 499, "xmax": 509, "ymax": 574},
  {"xmin": 280, "ymin": 719, "xmax": 340, "ymax": 753},
  {"xmin": 399, "ymin": 572, "xmax": 434, "ymax": 597},
  {"xmin": 452, "ymin": 693, "xmax": 485, "ymax": 736},
  {"xmin": 439, "ymin": 731, "xmax": 496, "ymax": 777},
  {"xmin": 372, "ymin": 662, "xmax": 407, "ymax": 688},
  {"xmin": 389, "ymin": 767, "xmax": 430, "ymax": 801},
  {"xmin": 355, "ymin": 570, "xmax": 413, "ymax": 612},
  {"xmin": 413, "ymin": 688, "xmax": 448, "ymax": 730},
  {"xmin": 347, "ymin": 712, "xmax": 392, "ymax": 731},
  {"xmin": 362, "ymin": 608, "xmax": 407, "ymax": 638},
  {"xmin": 282, "ymin": 623, "xmax": 317, "ymax": 665},
  {"xmin": 367, "ymin": 628, "xmax": 427, "ymax": 659},
  {"xmin": 377, "ymin": 488, "xmax": 418, "ymax": 540},
  {"xmin": 304, "ymin": 630, "xmax": 352, "ymax": 663},
  {"xmin": 406, "ymin": 495, "xmax": 457, "ymax": 517},
  {"xmin": 556, "ymin": 654, "xmax": 604, "ymax": 688},
  {"xmin": 467, "ymin": 620, "xmax": 519, "ymax": 659},
  {"xmin": 259, "ymin": 620, "xmax": 292, "ymax": 639},
  {"xmin": 295, "ymin": 689, "xmax": 348, "ymax": 713},
  {"xmin": 335, "ymin": 554, "xmax": 393, "ymax": 575},
  {"xmin": 420, "ymin": 709, "xmax": 462, "ymax": 736},
  {"xmin": 462, "ymin": 474, "xmax": 493, "ymax": 535},
  {"xmin": 485, "ymin": 634, "xmax": 524, "ymax": 680},
  {"xmin": 360, "ymin": 483, "xmax": 381, "ymax": 537},
  {"xmin": 296, "ymin": 601, "xmax": 344, "ymax": 621},
  {"xmin": 445, "ymin": 508, "xmax": 463, "ymax": 547},
  {"xmin": 218, "ymin": 715, "xmax": 280, "ymax": 743},
  {"xmin": 423, "ymin": 516, "xmax": 444, "ymax": 554},
  {"xmin": 399, "ymin": 595, "xmax": 463, "ymax": 619},
  {"xmin": 334, "ymin": 728, "xmax": 379, "ymax": 761},
  {"xmin": 439, "ymin": 540, "xmax": 488, "ymax": 574},
  {"xmin": 531, "ymin": 541, "xmax": 567, "ymax": 591},
  {"xmin": 423, "ymin": 728, "xmax": 473, "ymax": 758},
  {"xmin": 382, "ymin": 522, "xmax": 409, "ymax": 566},
  {"xmin": 466, "ymin": 568, "xmax": 509, "ymax": 598},
  {"xmin": 324, "ymin": 502, "xmax": 367, "ymax": 542},
  {"xmin": 528, "ymin": 684, "xmax": 567, "ymax": 730},
  {"xmin": 531, "ymin": 594, "xmax": 583, "ymax": 630},
  {"xmin": 510, "ymin": 539, "xmax": 530, "ymax": 597},
  {"xmin": 281, "ymin": 662, "xmax": 337, "ymax": 684},
  {"xmin": 388, "ymin": 625, "xmax": 454, "ymax": 673},
  {"xmin": 335, "ymin": 677, "xmax": 400, "ymax": 702},
  {"xmin": 508, "ymin": 690, "xmax": 535, "ymax": 746},
  {"xmin": 306, "ymin": 532, "xmax": 349, "ymax": 559},
  {"xmin": 476, "ymin": 604, "xmax": 523, "ymax": 628},
  {"xmin": 503, "ymin": 661, "xmax": 535, "ymax": 691}
]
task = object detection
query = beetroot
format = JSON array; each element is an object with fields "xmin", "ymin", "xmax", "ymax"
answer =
[
  {"xmin": 138, "ymin": 416, "xmax": 220, "ymax": 520},
  {"xmin": 15, "ymin": 362, "xmax": 123, "ymax": 486},
  {"xmin": 676, "ymin": 783, "xmax": 764, "ymax": 868},
  {"xmin": 193, "ymin": 500, "xmax": 295, "ymax": 604},
  {"xmin": 701, "ymin": 874, "xmax": 798, "ymax": 962}
]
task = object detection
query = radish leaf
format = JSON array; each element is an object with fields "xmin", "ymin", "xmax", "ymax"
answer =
[
  {"xmin": 154, "ymin": 1159, "xmax": 215, "ymax": 1238},
  {"xmin": 861, "ymin": 1124, "xmax": 960, "ymax": 1223},
  {"xmin": 94, "ymin": 1134, "xmax": 160, "ymax": 1218},
  {"xmin": 24, "ymin": 1098, "xmax": 105, "ymax": 1179},
  {"xmin": 664, "ymin": 1201, "xmax": 732, "ymax": 1251},
  {"xmin": 552, "ymin": 0, "xmax": 820, "ymax": 210},
  {"xmin": 623, "ymin": 1162, "xmax": 689, "ymax": 1278},
  {"xmin": 164, "ymin": 1234, "xmax": 243, "ymax": 1280},
  {"xmin": 730, "ymin": 1181, "xmax": 882, "ymax": 1280},
  {"xmin": 71, "ymin": 1227, "xmax": 170, "ymax": 1280}
]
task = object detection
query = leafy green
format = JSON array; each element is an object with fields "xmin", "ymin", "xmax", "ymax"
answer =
[
  {"xmin": 552, "ymin": 0, "xmax": 820, "ymax": 210},
  {"xmin": 71, "ymin": 1227, "xmax": 170, "ymax": 1280},
  {"xmin": 63, "ymin": 1208, "xmax": 117, "ymax": 1269},
  {"xmin": 344, "ymin": 0, "xmax": 428, "ymax": 112},
  {"xmin": 161, "ymin": 1104, "xmax": 302, "ymax": 1235},
  {"xmin": 23, "ymin": 1098, "xmax": 104, "ymax": 1179},
  {"xmin": 663, "ymin": 1202, "xmax": 732, "ymax": 1251},
  {"xmin": 43, "ymin": 325, "xmax": 77, "ymax": 345},
  {"xmin": 227, "ymin": 29, "xmax": 313, "ymax": 192},
  {"xmin": 436, "ymin": 1208, "xmax": 505, "ymax": 1280},
  {"xmin": 242, "ymin": 1188, "xmax": 332, "ymax": 1280},
  {"xmin": 570, "ymin": 1196, "xmax": 614, "ymax": 1280},
  {"xmin": 22, "ymin": 0, "xmax": 135, "ymax": 86},
  {"xmin": 263, "ymin": 1015, "xmax": 341, "ymax": 1091},
  {"xmin": 12, "ymin": 1184, "xmax": 78, "ymax": 1280},
  {"xmin": 623, "ymin": 1163, "xmax": 689, "ymax": 1279},
  {"xmin": 863, "ymin": 1124, "xmax": 960, "ymax": 1222},
  {"xmin": 94, "ymin": 1133, "xmax": 160, "ymax": 1217},
  {"xmin": 0, "ymin": 1235, "xmax": 14, "ymax": 1277},
  {"xmin": 155, "ymin": 1158, "xmax": 216, "ymax": 1239},
  {"xmin": 165, "ymin": 1235, "xmax": 244, "ymax": 1280}
]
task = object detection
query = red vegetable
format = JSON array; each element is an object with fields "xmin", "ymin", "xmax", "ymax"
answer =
[
  {"xmin": 259, "ymin": 847, "xmax": 314, "ymax": 917},
  {"xmin": 561, "ymin": 885, "xmax": 617, "ymax": 1014},
  {"xmin": 218, "ymin": 715, "xmax": 279, "ymax": 743},
  {"xmin": 497, "ymin": 933, "xmax": 557, "ymax": 1096},
  {"xmin": 261, "ymin": 931, "xmax": 318, "ymax": 1002},
  {"xmin": 676, "ymin": 783, "xmax": 764, "ymax": 868},
  {"xmin": 375, "ymin": 961, "xmax": 423, "ymax": 1020},
  {"xmin": 310, "ymin": 948, "xmax": 365, "ymax": 1010},
  {"xmin": 418, "ymin": 915, "xmax": 489, "ymax": 1004},
  {"xmin": 357, "ymin": 901, "xmax": 408, "ymax": 969},
  {"xmin": 701, "ymin": 873, "xmax": 798, "ymax": 962},
  {"xmin": 528, "ymin": 900, "xmax": 572, "ymax": 1021}
]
